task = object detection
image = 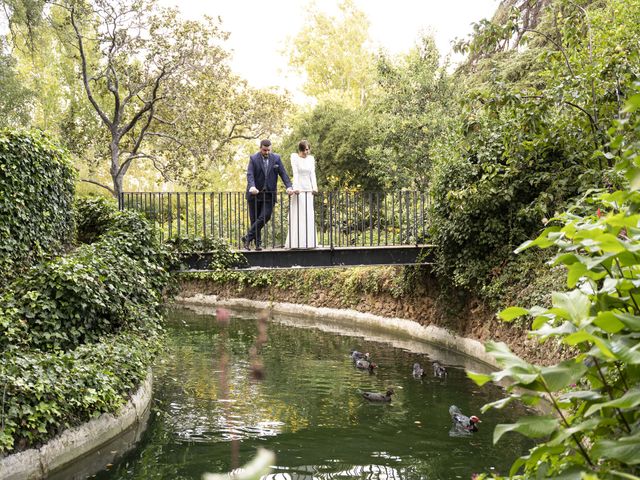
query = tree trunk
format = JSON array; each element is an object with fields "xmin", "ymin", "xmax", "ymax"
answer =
[{"xmin": 109, "ymin": 140, "xmax": 123, "ymax": 200}]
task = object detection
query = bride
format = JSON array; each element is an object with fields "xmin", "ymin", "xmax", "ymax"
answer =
[{"xmin": 286, "ymin": 140, "xmax": 318, "ymax": 249}]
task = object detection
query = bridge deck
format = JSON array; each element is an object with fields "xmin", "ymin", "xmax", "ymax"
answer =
[{"xmin": 181, "ymin": 245, "xmax": 434, "ymax": 270}]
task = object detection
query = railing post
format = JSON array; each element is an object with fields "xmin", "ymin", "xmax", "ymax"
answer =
[{"xmin": 329, "ymin": 192, "xmax": 334, "ymax": 248}]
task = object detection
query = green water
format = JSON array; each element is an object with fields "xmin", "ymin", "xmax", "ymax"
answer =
[{"xmin": 93, "ymin": 307, "xmax": 532, "ymax": 480}]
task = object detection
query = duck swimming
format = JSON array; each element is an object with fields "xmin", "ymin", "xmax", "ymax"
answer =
[
  {"xmin": 449, "ymin": 405, "xmax": 480, "ymax": 432},
  {"xmin": 433, "ymin": 361, "xmax": 447, "ymax": 378},
  {"xmin": 350, "ymin": 350, "xmax": 370, "ymax": 361},
  {"xmin": 412, "ymin": 362, "xmax": 425, "ymax": 377},
  {"xmin": 362, "ymin": 388, "xmax": 394, "ymax": 402},
  {"xmin": 355, "ymin": 358, "xmax": 377, "ymax": 372}
]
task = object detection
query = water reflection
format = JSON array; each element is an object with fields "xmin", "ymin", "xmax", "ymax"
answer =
[
  {"xmin": 266, "ymin": 463, "xmax": 403, "ymax": 480},
  {"xmin": 92, "ymin": 307, "xmax": 532, "ymax": 480}
]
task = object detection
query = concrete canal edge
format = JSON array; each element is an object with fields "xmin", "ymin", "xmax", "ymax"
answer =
[
  {"xmin": 176, "ymin": 294, "xmax": 500, "ymax": 370},
  {"xmin": 0, "ymin": 370, "xmax": 153, "ymax": 480}
]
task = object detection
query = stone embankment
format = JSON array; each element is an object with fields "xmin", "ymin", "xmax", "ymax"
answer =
[
  {"xmin": 178, "ymin": 278, "xmax": 565, "ymax": 366},
  {"xmin": 0, "ymin": 372, "xmax": 152, "ymax": 480}
]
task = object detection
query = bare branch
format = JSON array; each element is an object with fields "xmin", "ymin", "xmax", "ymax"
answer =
[
  {"xmin": 70, "ymin": 5, "xmax": 113, "ymax": 129},
  {"xmin": 118, "ymin": 67, "xmax": 166, "ymax": 138},
  {"xmin": 80, "ymin": 178, "xmax": 115, "ymax": 195}
]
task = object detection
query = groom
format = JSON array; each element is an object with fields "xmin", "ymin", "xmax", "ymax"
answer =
[{"xmin": 242, "ymin": 139, "xmax": 294, "ymax": 250}]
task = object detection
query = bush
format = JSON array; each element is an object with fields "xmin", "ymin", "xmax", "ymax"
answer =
[
  {"xmin": 0, "ymin": 200, "xmax": 174, "ymax": 352},
  {"xmin": 470, "ymin": 90, "xmax": 640, "ymax": 479},
  {"xmin": 0, "ymin": 130, "xmax": 76, "ymax": 286},
  {"xmin": 1, "ymin": 243, "xmax": 164, "ymax": 351},
  {"xmin": 0, "ymin": 331, "xmax": 160, "ymax": 453},
  {"xmin": 74, "ymin": 196, "xmax": 117, "ymax": 244},
  {"xmin": 1, "ymin": 197, "xmax": 173, "ymax": 454}
]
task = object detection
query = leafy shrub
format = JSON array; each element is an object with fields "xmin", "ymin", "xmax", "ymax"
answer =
[
  {"xmin": 1, "ymin": 196, "xmax": 173, "ymax": 454},
  {"xmin": 1, "ymin": 243, "xmax": 164, "ymax": 351},
  {"xmin": 0, "ymin": 130, "xmax": 76, "ymax": 286},
  {"xmin": 0, "ymin": 198, "xmax": 175, "ymax": 352},
  {"xmin": 168, "ymin": 236, "xmax": 248, "ymax": 270},
  {"xmin": 74, "ymin": 196, "xmax": 117, "ymax": 244},
  {"xmin": 469, "ymin": 90, "xmax": 640, "ymax": 479},
  {"xmin": 0, "ymin": 330, "xmax": 160, "ymax": 453}
]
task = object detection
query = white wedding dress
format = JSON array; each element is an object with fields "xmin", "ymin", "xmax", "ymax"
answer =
[{"xmin": 285, "ymin": 153, "xmax": 318, "ymax": 248}]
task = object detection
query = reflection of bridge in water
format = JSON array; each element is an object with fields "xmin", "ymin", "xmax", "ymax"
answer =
[{"xmin": 120, "ymin": 191, "xmax": 433, "ymax": 269}]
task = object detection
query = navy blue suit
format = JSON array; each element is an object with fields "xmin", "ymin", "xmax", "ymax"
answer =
[{"xmin": 244, "ymin": 152, "xmax": 292, "ymax": 247}]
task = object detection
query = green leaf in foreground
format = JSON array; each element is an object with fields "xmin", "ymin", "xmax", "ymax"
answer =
[
  {"xmin": 493, "ymin": 416, "xmax": 558, "ymax": 444},
  {"xmin": 591, "ymin": 432, "xmax": 640, "ymax": 465}
]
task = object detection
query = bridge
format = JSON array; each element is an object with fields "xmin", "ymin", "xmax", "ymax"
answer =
[{"xmin": 119, "ymin": 191, "xmax": 433, "ymax": 269}]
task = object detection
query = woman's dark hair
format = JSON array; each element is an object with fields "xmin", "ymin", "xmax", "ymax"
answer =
[{"xmin": 298, "ymin": 140, "xmax": 310, "ymax": 153}]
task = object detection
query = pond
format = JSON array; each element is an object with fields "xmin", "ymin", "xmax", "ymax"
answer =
[{"xmin": 88, "ymin": 306, "xmax": 531, "ymax": 480}]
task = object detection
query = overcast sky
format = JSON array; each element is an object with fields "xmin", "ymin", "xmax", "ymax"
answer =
[{"xmin": 160, "ymin": 1, "xmax": 500, "ymax": 103}]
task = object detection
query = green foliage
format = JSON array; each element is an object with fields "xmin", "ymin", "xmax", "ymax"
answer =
[
  {"xmin": 74, "ymin": 196, "xmax": 118, "ymax": 244},
  {"xmin": 168, "ymin": 236, "xmax": 248, "ymax": 270},
  {"xmin": 0, "ymin": 196, "xmax": 172, "ymax": 453},
  {"xmin": 368, "ymin": 36, "xmax": 459, "ymax": 190},
  {"xmin": 0, "ymin": 129, "xmax": 76, "ymax": 287},
  {"xmin": 182, "ymin": 264, "xmax": 429, "ymax": 306},
  {"xmin": 1, "ymin": 243, "xmax": 163, "ymax": 351},
  {"xmin": 1, "ymin": 199, "xmax": 172, "ymax": 352},
  {"xmin": 287, "ymin": 0, "xmax": 375, "ymax": 107},
  {"xmin": 4, "ymin": 0, "xmax": 292, "ymax": 196},
  {"xmin": 0, "ymin": 331, "xmax": 159, "ymax": 453},
  {"xmin": 279, "ymin": 102, "xmax": 381, "ymax": 191},
  {"xmin": 0, "ymin": 47, "xmax": 33, "ymax": 127},
  {"xmin": 469, "ymin": 92, "xmax": 640, "ymax": 478},
  {"xmin": 429, "ymin": 0, "xmax": 640, "ymax": 291}
]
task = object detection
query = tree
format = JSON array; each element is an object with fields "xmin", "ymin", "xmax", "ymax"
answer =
[
  {"xmin": 0, "ymin": 48, "xmax": 32, "ymax": 127},
  {"xmin": 429, "ymin": 0, "xmax": 640, "ymax": 289},
  {"xmin": 469, "ymin": 90, "xmax": 640, "ymax": 479},
  {"xmin": 287, "ymin": 0, "xmax": 376, "ymax": 107},
  {"xmin": 368, "ymin": 36, "xmax": 459, "ymax": 190},
  {"xmin": 3, "ymin": 0, "xmax": 292, "ymax": 196},
  {"xmin": 279, "ymin": 102, "xmax": 381, "ymax": 191}
]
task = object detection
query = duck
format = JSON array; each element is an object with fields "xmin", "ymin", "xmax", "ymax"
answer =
[
  {"xmin": 412, "ymin": 362, "xmax": 425, "ymax": 377},
  {"xmin": 449, "ymin": 405, "xmax": 481, "ymax": 432},
  {"xmin": 433, "ymin": 361, "xmax": 447, "ymax": 378},
  {"xmin": 362, "ymin": 388, "xmax": 394, "ymax": 402},
  {"xmin": 355, "ymin": 358, "xmax": 377, "ymax": 372},
  {"xmin": 350, "ymin": 350, "xmax": 369, "ymax": 361}
]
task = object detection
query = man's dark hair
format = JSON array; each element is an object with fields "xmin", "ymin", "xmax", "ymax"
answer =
[{"xmin": 260, "ymin": 139, "xmax": 272, "ymax": 148}]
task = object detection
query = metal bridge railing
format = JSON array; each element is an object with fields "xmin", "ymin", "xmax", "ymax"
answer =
[{"xmin": 119, "ymin": 191, "xmax": 430, "ymax": 249}]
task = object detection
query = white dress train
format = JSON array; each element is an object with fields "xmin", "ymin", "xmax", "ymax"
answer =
[{"xmin": 285, "ymin": 153, "xmax": 318, "ymax": 249}]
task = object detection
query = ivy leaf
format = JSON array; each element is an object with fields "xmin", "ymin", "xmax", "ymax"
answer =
[{"xmin": 493, "ymin": 416, "xmax": 558, "ymax": 444}]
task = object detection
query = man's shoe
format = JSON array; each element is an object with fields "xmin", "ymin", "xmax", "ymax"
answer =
[
  {"xmin": 241, "ymin": 237, "xmax": 251, "ymax": 250},
  {"xmin": 254, "ymin": 244, "xmax": 263, "ymax": 251}
]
